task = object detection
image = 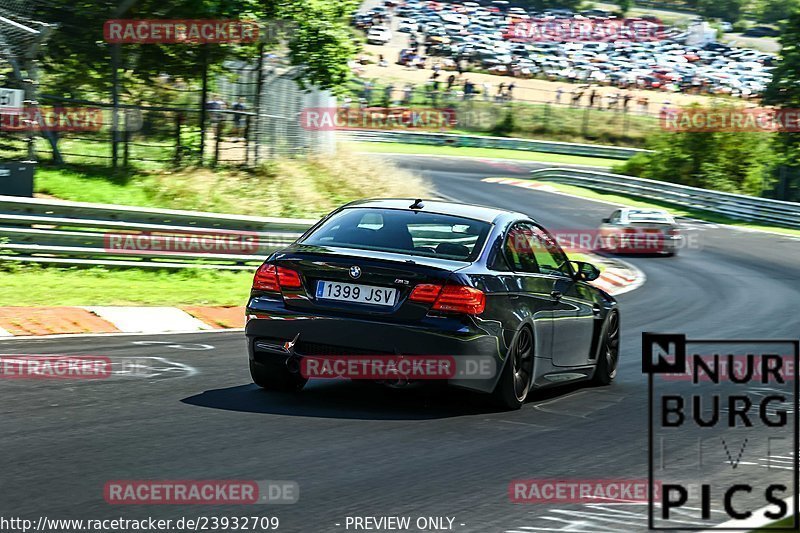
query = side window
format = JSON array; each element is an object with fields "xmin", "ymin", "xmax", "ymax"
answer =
[
  {"xmin": 488, "ymin": 235, "xmax": 512, "ymax": 271},
  {"xmin": 609, "ymin": 210, "xmax": 622, "ymax": 223},
  {"xmin": 529, "ymin": 225, "xmax": 572, "ymax": 278},
  {"xmin": 504, "ymin": 223, "xmax": 540, "ymax": 273}
]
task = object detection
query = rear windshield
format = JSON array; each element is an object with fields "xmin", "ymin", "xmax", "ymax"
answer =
[
  {"xmin": 299, "ymin": 208, "xmax": 492, "ymax": 262},
  {"xmin": 627, "ymin": 210, "xmax": 672, "ymax": 223}
]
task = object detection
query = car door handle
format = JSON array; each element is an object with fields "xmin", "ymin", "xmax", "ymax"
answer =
[
  {"xmin": 550, "ymin": 290, "xmax": 562, "ymax": 301},
  {"xmin": 509, "ymin": 294, "xmax": 520, "ymax": 300}
]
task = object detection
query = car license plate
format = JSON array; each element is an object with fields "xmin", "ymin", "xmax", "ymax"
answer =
[{"xmin": 316, "ymin": 281, "xmax": 397, "ymax": 306}]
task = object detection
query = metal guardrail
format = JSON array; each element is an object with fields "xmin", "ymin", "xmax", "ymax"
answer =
[
  {"xmin": 342, "ymin": 130, "xmax": 650, "ymax": 160},
  {"xmin": 0, "ymin": 195, "xmax": 317, "ymax": 270},
  {"xmin": 529, "ymin": 168, "xmax": 800, "ymax": 229},
  {"xmin": 2, "ymin": 165, "xmax": 797, "ymax": 270}
]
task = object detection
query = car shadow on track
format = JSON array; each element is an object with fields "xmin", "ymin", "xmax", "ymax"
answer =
[
  {"xmin": 181, "ymin": 379, "xmax": 596, "ymax": 420},
  {"xmin": 181, "ymin": 380, "xmax": 498, "ymax": 420}
]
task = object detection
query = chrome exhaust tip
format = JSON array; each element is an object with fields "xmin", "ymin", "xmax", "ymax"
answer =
[{"xmin": 285, "ymin": 355, "xmax": 301, "ymax": 374}]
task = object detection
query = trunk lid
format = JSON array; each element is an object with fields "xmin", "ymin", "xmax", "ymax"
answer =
[{"xmin": 271, "ymin": 244, "xmax": 467, "ymax": 319}]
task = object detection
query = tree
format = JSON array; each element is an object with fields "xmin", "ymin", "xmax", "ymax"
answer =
[
  {"xmin": 755, "ymin": 0, "xmax": 800, "ymax": 24},
  {"xmin": 695, "ymin": 0, "xmax": 746, "ymax": 21},
  {"xmin": 32, "ymin": 0, "xmax": 357, "ymax": 98},
  {"xmin": 615, "ymin": 0, "xmax": 633, "ymax": 16},
  {"xmin": 763, "ymin": 7, "xmax": 800, "ymax": 169},
  {"xmin": 762, "ymin": 6, "xmax": 800, "ymax": 199},
  {"xmin": 615, "ymin": 105, "xmax": 776, "ymax": 196}
]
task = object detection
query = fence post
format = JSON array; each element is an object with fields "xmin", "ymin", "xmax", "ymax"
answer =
[
  {"xmin": 623, "ymin": 109, "xmax": 630, "ymax": 137},
  {"xmin": 244, "ymin": 114, "xmax": 251, "ymax": 167},
  {"xmin": 213, "ymin": 119, "xmax": 221, "ymax": 167},
  {"xmin": 174, "ymin": 112, "xmax": 183, "ymax": 166},
  {"xmin": 111, "ymin": 43, "xmax": 120, "ymax": 170},
  {"xmin": 199, "ymin": 44, "xmax": 209, "ymax": 166},
  {"xmin": 582, "ymin": 107, "xmax": 590, "ymax": 137},
  {"xmin": 254, "ymin": 42, "xmax": 265, "ymax": 166},
  {"xmin": 122, "ymin": 110, "xmax": 129, "ymax": 170},
  {"xmin": 542, "ymin": 103, "xmax": 550, "ymax": 132}
]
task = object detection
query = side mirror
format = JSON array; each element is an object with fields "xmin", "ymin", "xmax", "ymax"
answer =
[
  {"xmin": 571, "ymin": 261, "xmax": 601, "ymax": 282},
  {"xmin": 601, "ymin": 218, "xmax": 611, "ymax": 223}
]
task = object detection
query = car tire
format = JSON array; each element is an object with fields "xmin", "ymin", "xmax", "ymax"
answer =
[
  {"xmin": 250, "ymin": 360, "xmax": 307, "ymax": 392},
  {"xmin": 492, "ymin": 326, "xmax": 534, "ymax": 410},
  {"xmin": 591, "ymin": 311, "xmax": 620, "ymax": 386}
]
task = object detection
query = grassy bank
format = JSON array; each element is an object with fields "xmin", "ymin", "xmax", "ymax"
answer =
[
  {"xmin": 0, "ymin": 145, "xmax": 433, "ymax": 307},
  {"xmin": 0, "ymin": 265, "xmax": 253, "ymax": 306},
  {"xmin": 349, "ymin": 141, "xmax": 619, "ymax": 167},
  {"xmin": 34, "ymin": 148, "xmax": 431, "ymax": 218}
]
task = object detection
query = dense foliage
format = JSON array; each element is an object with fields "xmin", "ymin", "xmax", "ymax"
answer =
[{"xmin": 32, "ymin": 0, "xmax": 357, "ymax": 97}]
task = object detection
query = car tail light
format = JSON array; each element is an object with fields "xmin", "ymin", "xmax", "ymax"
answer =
[
  {"xmin": 277, "ymin": 267, "xmax": 302, "ymax": 288},
  {"xmin": 668, "ymin": 228, "xmax": 681, "ymax": 236},
  {"xmin": 409, "ymin": 283, "xmax": 443, "ymax": 303},
  {"xmin": 253, "ymin": 264, "xmax": 279, "ymax": 291},
  {"xmin": 433, "ymin": 284, "xmax": 486, "ymax": 315},
  {"xmin": 409, "ymin": 282, "xmax": 486, "ymax": 315},
  {"xmin": 252, "ymin": 264, "xmax": 302, "ymax": 291},
  {"xmin": 622, "ymin": 228, "xmax": 638, "ymax": 234}
]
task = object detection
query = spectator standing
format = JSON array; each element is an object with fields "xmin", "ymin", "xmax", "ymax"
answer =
[
  {"xmin": 363, "ymin": 81, "xmax": 373, "ymax": 104},
  {"xmin": 482, "ymin": 81, "xmax": 492, "ymax": 101},
  {"xmin": 403, "ymin": 84, "xmax": 413, "ymax": 105},
  {"xmin": 555, "ymin": 87, "xmax": 563, "ymax": 104},
  {"xmin": 206, "ymin": 95, "xmax": 226, "ymax": 132},
  {"xmin": 383, "ymin": 84, "xmax": 394, "ymax": 107},
  {"xmin": 506, "ymin": 82, "xmax": 515, "ymax": 102},
  {"xmin": 231, "ymin": 97, "xmax": 247, "ymax": 141}
]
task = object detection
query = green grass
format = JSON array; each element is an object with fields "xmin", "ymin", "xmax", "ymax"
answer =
[
  {"xmin": 3, "ymin": 141, "xmax": 434, "ymax": 307},
  {"xmin": 752, "ymin": 515, "xmax": 795, "ymax": 530},
  {"xmin": 33, "ymin": 148, "xmax": 430, "ymax": 219},
  {"xmin": 348, "ymin": 141, "xmax": 619, "ymax": 168},
  {"xmin": 502, "ymin": 178, "xmax": 800, "ymax": 236},
  {"xmin": 0, "ymin": 265, "xmax": 254, "ymax": 306}
]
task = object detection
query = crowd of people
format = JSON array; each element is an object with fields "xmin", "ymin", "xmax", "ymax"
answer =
[{"xmin": 205, "ymin": 95, "xmax": 249, "ymax": 140}]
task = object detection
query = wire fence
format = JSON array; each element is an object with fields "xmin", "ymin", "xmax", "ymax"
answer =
[
  {"xmin": 0, "ymin": 60, "xmax": 336, "ymax": 171},
  {"xmin": 342, "ymin": 77, "xmax": 668, "ymax": 144}
]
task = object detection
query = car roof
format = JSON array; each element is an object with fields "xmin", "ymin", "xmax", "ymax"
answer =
[
  {"xmin": 622, "ymin": 208, "xmax": 669, "ymax": 215},
  {"xmin": 343, "ymin": 198, "xmax": 527, "ymax": 224}
]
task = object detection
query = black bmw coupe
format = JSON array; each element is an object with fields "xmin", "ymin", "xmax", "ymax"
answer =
[{"xmin": 246, "ymin": 199, "xmax": 620, "ymax": 409}]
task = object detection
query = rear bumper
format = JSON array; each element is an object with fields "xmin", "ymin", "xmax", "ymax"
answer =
[{"xmin": 245, "ymin": 296, "xmax": 505, "ymax": 393}]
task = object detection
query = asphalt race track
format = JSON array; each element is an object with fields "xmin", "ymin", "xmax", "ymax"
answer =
[{"xmin": 2, "ymin": 154, "xmax": 799, "ymax": 532}]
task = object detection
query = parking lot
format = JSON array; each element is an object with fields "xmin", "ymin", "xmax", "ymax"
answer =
[{"xmin": 352, "ymin": 0, "xmax": 776, "ymax": 110}]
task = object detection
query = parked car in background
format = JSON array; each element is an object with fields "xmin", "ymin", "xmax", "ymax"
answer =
[{"xmin": 367, "ymin": 25, "xmax": 392, "ymax": 45}]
